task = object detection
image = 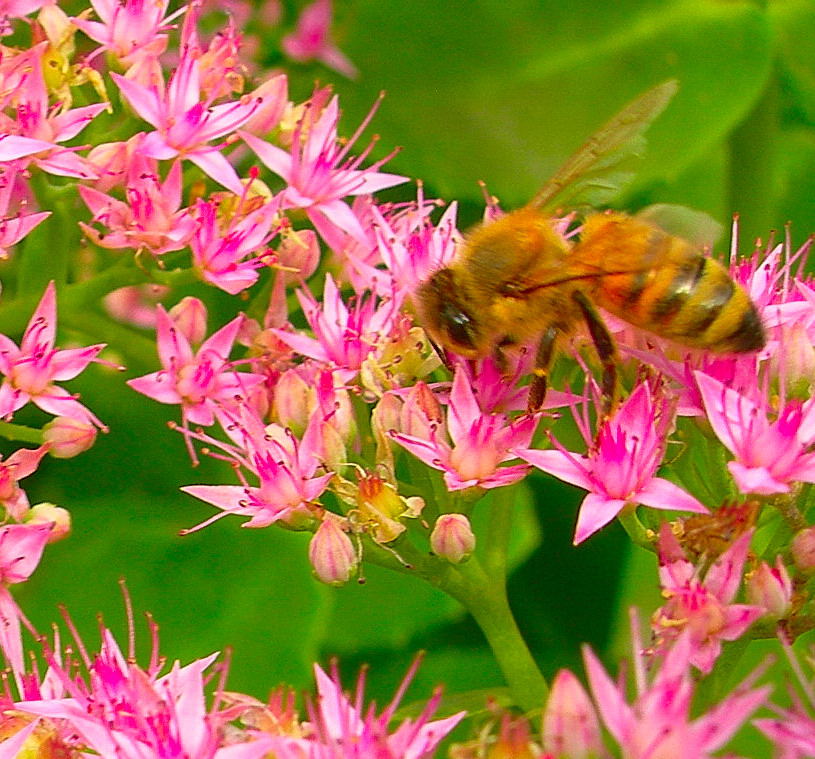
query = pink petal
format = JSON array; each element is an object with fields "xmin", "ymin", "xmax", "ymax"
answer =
[
  {"xmin": 635, "ymin": 477, "xmax": 709, "ymax": 515},
  {"xmin": 21, "ymin": 281, "xmax": 56, "ymax": 354},
  {"xmin": 515, "ymin": 447, "xmax": 593, "ymax": 491},
  {"xmin": 573, "ymin": 493, "xmax": 626, "ymax": 545},
  {"xmin": 728, "ymin": 462, "xmax": 790, "ymax": 495},
  {"xmin": 705, "ymin": 530, "xmax": 753, "ymax": 601},
  {"xmin": 50, "ymin": 345, "xmax": 105, "ymax": 381},
  {"xmin": 111, "ymin": 73, "xmax": 163, "ymax": 128},
  {"xmin": 127, "ymin": 372, "xmax": 183, "ymax": 405},
  {"xmin": 581, "ymin": 644, "xmax": 633, "ymax": 743},
  {"xmin": 187, "ymin": 149, "xmax": 245, "ymax": 195},
  {"xmin": 0, "ymin": 134, "xmax": 54, "ymax": 160},
  {"xmin": 181, "ymin": 484, "xmax": 251, "ymax": 512}
]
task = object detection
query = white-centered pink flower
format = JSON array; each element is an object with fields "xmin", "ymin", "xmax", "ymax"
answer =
[
  {"xmin": 652, "ymin": 524, "xmax": 764, "ymax": 673},
  {"xmin": 240, "ymin": 94, "xmax": 406, "ymax": 245},
  {"xmin": 0, "ymin": 282, "xmax": 106, "ymax": 424},
  {"xmin": 516, "ymin": 381, "xmax": 708, "ymax": 544},
  {"xmin": 696, "ymin": 370, "xmax": 815, "ymax": 495},
  {"xmin": 392, "ymin": 369, "xmax": 537, "ymax": 491},
  {"xmin": 128, "ymin": 306, "xmax": 264, "ymax": 428},
  {"xmin": 111, "ymin": 45, "xmax": 260, "ymax": 194}
]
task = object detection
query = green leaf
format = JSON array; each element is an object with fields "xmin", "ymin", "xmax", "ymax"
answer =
[{"xmin": 325, "ymin": 0, "xmax": 772, "ymax": 209}]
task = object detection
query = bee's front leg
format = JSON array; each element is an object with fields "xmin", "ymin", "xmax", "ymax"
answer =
[
  {"xmin": 572, "ymin": 290, "xmax": 619, "ymax": 421},
  {"xmin": 527, "ymin": 326, "xmax": 559, "ymax": 413}
]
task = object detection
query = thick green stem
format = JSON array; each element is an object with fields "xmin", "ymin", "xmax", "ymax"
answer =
[
  {"xmin": 0, "ymin": 421, "xmax": 43, "ymax": 445},
  {"xmin": 437, "ymin": 558, "xmax": 549, "ymax": 713}
]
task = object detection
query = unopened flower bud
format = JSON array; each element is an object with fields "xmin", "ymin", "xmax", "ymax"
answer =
[
  {"xmin": 27, "ymin": 503, "xmax": 71, "ymax": 542},
  {"xmin": 747, "ymin": 557, "xmax": 792, "ymax": 618},
  {"xmin": 276, "ymin": 229, "xmax": 320, "ymax": 285},
  {"xmin": 542, "ymin": 669, "xmax": 604, "ymax": 759},
  {"xmin": 309, "ymin": 518, "xmax": 358, "ymax": 586},
  {"xmin": 430, "ymin": 514, "xmax": 475, "ymax": 564},
  {"xmin": 274, "ymin": 369, "xmax": 312, "ymax": 436},
  {"xmin": 43, "ymin": 416, "xmax": 97, "ymax": 458},
  {"xmin": 169, "ymin": 297, "xmax": 208, "ymax": 346},
  {"xmin": 792, "ymin": 527, "xmax": 815, "ymax": 574}
]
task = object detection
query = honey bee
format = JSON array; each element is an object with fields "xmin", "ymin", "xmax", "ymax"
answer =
[{"xmin": 415, "ymin": 81, "xmax": 765, "ymax": 415}]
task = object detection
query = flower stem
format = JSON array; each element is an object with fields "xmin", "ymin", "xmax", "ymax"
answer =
[{"xmin": 438, "ymin": 557, "xmax": 549, "ymax": 713}]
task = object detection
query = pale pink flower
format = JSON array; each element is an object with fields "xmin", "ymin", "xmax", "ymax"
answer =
[
  {"xmin": 0, "ymin": 164, "xmax": 49, "ymax": 258},
  {"xmin": 240, "ymin": 95, "xmax": 406, "ymax": 245},
  {"xmin": 696, "ymin": 371, "xmax": 815, "ymax": 495},
  {"xmin": 392, "ymin": 369, "xmax": 537, "ymax": 491},
  {"xmin": 79, "ymin": 158, "xmax": 197, "ymax": 256},
  {"xmin": 128, "ymin": 306, "xmax": 264, "ymax": 428},
  {"xmin": 181, "ymin": 403, "xmax": 333, "ymax": 530},
  {"xmin": 111, "ymin": 46, "xmax": 260, "ymax": 194},
  {"xmin": 0, "ymin": 443, "xmax": 48, "ymax": 518},
  {"xmin": 0, "ymin": 523, "xmax": 52, "ymax": 674},
  {"xmin": 274, "ymin": 273, "xmax": 397, "ymax": 381},
  {"xmin": 282, "ymin": 0, "xmax": 358, "ymax": 78},
  {"xmin": 0, "ymin": 46, "xmax": 105, "ymax": 179},
  {"xmin": 542, "ymin": 669, "xmax": 606, "ymax": 759},
  {"xmin": 0, "ymin": 282, "xmax": 106, "ymax": 424},
  {"xmin": 755, "ymin": 637, "xmax": 815, "ymax": 759},
  {"xmin": 652, "ymin": 524, "xmax": 764, "ymax": 673},
  {"xmin": 71, "ymin": 0, "xmax": 178, "ymax": 64},
  {"xmin": 259, "ymin": 658, "xmax": 465, "ymax": 758},
  {"xmin": 516, "ymin": 381, "xmax": 708, "ymax": 544},
  {"xmin": 583, "ymin": 630, "xmax": 769, "ymax": 758}
]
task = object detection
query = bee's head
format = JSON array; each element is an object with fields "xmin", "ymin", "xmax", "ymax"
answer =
[{"xmin": 414, "ymin": 268, "xmax": 486, "ymax": 358}]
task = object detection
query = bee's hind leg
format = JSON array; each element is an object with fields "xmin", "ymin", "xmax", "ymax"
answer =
[
  {"xmin": 572, "ymin": 290, "xmax": 619, "ymax": 421},
  {"xmin": 527, "ymin": 326, "xmax": 559, "ymax": 413}
]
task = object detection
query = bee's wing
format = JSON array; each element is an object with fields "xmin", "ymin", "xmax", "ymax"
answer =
[
  {"xmin": 636, "ymin": 203, "xmax": 724, "ymax": 248},
  {"xmin": 528, "ymin": 80, "xmax": 678, "ymax": 213}
]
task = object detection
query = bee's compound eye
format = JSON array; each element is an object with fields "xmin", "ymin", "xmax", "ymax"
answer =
[{"xmin": 441, "ymin": 304, "xmax": 477, "ymax": 353}]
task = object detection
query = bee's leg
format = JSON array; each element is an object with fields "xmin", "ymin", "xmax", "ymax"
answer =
[
  {"xmin": 572, "ymin": 290, "xmax": 619, "ymax": 420},
  {"xmin": 427, "ymin": 334, "xmax": 454, "ymax": 372},
  {"xmin": 527, "ymin": 325, "xmax": 559, "ymax": 412}
]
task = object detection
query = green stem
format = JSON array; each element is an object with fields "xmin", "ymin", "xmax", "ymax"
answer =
[
  {"xmin": 0, "ymin": 421, "xmax": 43, "ymax": 445},
  {"xmin": 617, "ymin": 506, "xmax": 654, "ymax": 551},
  {"xmin": 437, "ymin": 557, "xmax": 549, "ymax": 713}
]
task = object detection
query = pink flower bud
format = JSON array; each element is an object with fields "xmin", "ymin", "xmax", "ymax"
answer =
[
  {"xmin": 542, "ymin": 669, "xmax": 604, "ymax": 759},
  {"xmin": 309, "ymin": 518, "xmax": 358, "ymax": 586},
  {"xmin": 27, "ymin": 503, "xmax": 71, "ymax": 543},
  {"xmin": 274, "ymin": 369, "xmax": 312, "ymax": 436},
  {"xmin": 276, "ymin": 229, "xmax": 320, "ymax": 285},
  {"xmin": 169, "ymin": 297, "xmax": 207, "ymax": 346},
  {"xmin": 746, "ymin": 557, "xmax": 792, "ymax": 617},
  {"xmin": 792, "ymin": 527, "xmax": 815, "ymax": 574},
  {"xmin": 43, "ymin": 416, "xmax": 97, "ymax": 458},
  {"xmin": 430, "ymin": 514, "xmax": 475, "ymax": 564}
]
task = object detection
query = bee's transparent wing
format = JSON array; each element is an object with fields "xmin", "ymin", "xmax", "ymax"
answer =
[
  {"xmin": 637, "ymin": 203, "xmax": 724, "ymax": 248},
  {"xmin": 528, "ymin": 80, "xmax": 678, "ymax": 213}
]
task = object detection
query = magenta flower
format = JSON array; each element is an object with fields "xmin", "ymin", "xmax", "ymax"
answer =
[
  {"xmin": 111, "ymin": 46, "xmax": 260, "ymax": 194},
  {"xmin": 128, "ymin": 306, "xmax": 264, "ymax": 428},
  {"xmin": 240, "ymin": 95, "xmax": 406, "ymax": 245},
  {"xmin": 583, "ymin": 630, "xmax": 769, "ymax": 758},
  {"xmin": 282, "ymin": 0, "xmax": 358, "ymax": 79},
  {"xmin": 392, "ymin": 369, "xmax": 537, "ymax": 491},
  {"xmin": 516, "ymin": 381, "xmax": 708, "ymax": 544},
  {"xmin": 181, "ymin": 404, "xmax": 333, "ymax": 530},
  {"xmin": 79, "ymin": 158, "xmax": 197, "ymax": 256},
  {"xmin": 696, "ymin": 370, "xmax": 815, "ymax": 495},
  {"xmin": 15, "ymin": 622, "xmax": 273, "ymax": 759},
  {"xmin": 652, "ymin": 524, "xmax": 764, "ymax": 673},
  {"xmin": 274, "ymin": 273, "xmax": 397, "ymax": 381},
  {"xmin": 259, "ymin": 659, "xmax": 465, "ymax": 759},
  {"xmin": 0, "ymin": 282, "xmax": 106, "ymax": 424},
  {"xmin": 190, "ymin": 196, "xmax": 280, "ymax": 294}
]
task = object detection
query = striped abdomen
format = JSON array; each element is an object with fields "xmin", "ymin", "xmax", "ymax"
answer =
[{"xmin": 578, "ymin": 213, "xmax": 765, "ymax": 353}]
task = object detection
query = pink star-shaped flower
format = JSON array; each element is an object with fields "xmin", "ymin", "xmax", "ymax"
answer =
[{"xmin": 0, "ymin": 282, "xmax": 105, "ymax": 424}]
